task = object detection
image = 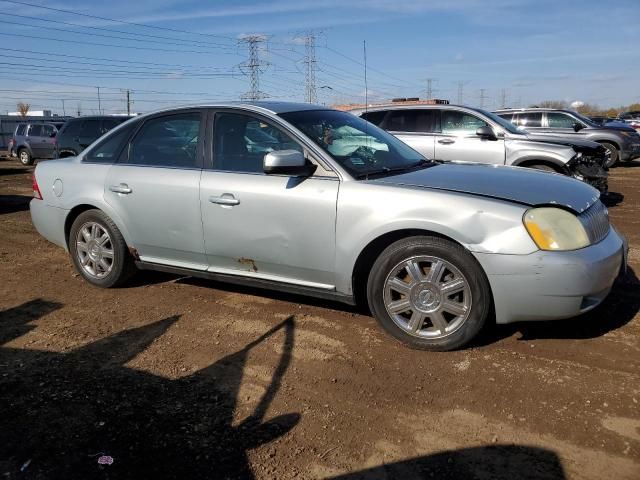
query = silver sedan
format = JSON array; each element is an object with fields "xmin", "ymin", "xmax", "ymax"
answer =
[{"xmin": 30, "ymin": 102, "xmax": 627, "ymax": 351}]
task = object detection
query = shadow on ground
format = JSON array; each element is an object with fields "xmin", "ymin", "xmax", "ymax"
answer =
[
  {"xmin": 331, "ymin": 445, "xmax": 566, "ymax": 480},
  {"xmin": 0, "ymin": 299, "xmax": 299, "ymax": 479},
  {"xmin": 0, "ymin": 195, "xmax": 31, "ymax": 215},
  {"xmin": 476, "ymin": 266, "xmax": 640, "ymax": 345}
]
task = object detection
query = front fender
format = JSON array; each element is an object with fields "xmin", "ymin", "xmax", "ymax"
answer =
[{"xmin": 334, "ymin": 182, "xmax": 536, "ymax": 294}]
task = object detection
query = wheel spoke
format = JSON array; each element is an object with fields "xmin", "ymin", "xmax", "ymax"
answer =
[
  {"xmin": 405, "ymin": 260, "xmax": 424, "ymax": 284},
  {"xmin": 99, "ymin": 258, "xmax": 110, "ymax": 272},
  {"xmin": 442, "ymin": 300, "xmax": 467, "ymax": 317},
  {"xmin": 81, "ymin": 254, "xmax": 90, "ymax": 266},
  {"xmin": 408, "ymin": 311, "xmax": 426, "ymax": 332},
  {"xmin": 441, "ymin": 278, "xmax": 465, "ymax": 296},
  {"xmin": 388, "ymin": 277, "xmax": 411, "ymax": 295},
  {"xmin": 387, "ymin": 298, "xmax": 411, "ymax": 314},
  {"xmin": 76, "ymin": 242, "xmax": 88, "ymax": 252},
  {"xmin": 429, "ymin": 310, "xmax": 448, "ymax": 334},
  {"xmin": 97, "ymin": 232, "xmax": 110, "ymax": 246},
  {"xmin": 90, "ymin": 224, "xmax": 98, "ymax": 240},
  {"xmin": 102, "ymin": 248, "xmax": 114, "ymax": 259},
  {"xmin": 426, "ymin": 260, "xmax": 444, "ymax": 283},
  {"xmin": 81, "ymin": 227, "xmax": 91, "ymax": 242}
]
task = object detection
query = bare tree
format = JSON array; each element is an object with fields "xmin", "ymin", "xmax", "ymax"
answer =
[{"xmin": 17, "ymin": 102, "xmax": 31, "ymax": 117}]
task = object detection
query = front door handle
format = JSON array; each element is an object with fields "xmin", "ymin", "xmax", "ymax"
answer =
[
  {"xmin": 209, "ymin": 194, "xmax": 240, "ymax": 206},
  {"xmin": 109, "ymin": 183, "xmax": 132, "ymax": 194},
  {"xmin": 438, "ymin": 138, "xmax": 455, "ymax": 145}
]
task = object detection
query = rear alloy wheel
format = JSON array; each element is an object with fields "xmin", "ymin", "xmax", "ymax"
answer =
[
  {"xmin": 600, "ymin": 142, "xmax": 619, "ymax": 168},
  {"xmin": 18, "ymin": 149, "xmax": 33, "ymax": 166},
  {"xmin": 367, "ymin": 236, "xmax": 490, "ymax": 351},
  {"xmin": 69, "ymin": 209, "xmax": 136, "ymax": 288}
]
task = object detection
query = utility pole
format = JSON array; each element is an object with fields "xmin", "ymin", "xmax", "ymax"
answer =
[
  {"xmin": 61, "ymin": 99, "xmax": 66, "ymax": 116},
  {"xmin": 238, "ymin": 35, "xmax": 269, "ymax": 100},
  {"xmin": 96, "ymin": 86, "xmax": 101, "ymax": 114},
  {"xmin": 500, "ymin": 88, "xmax": 507, "ymax": 108},
  {"xmin": 302, "ymin": 32, "xmax": 318, "ymax": 103},
  {"xmin": 126, "ymin": 89, "xmax": 131, "ymax": 115},
  {"xmin": 77, "ymin": 102, "xmax": 82, "ymax": 116},
  {"xmin": 479, "ymin": 88, "xmax": 489, "ymax": 108}
]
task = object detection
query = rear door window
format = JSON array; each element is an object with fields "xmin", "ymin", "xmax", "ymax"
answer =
[
  {"xmin": 28, "ymin": 125, "xmax": 43, "ymax": 137},
  {"xmin": 16, "ymin": 124, "xmax": 26, "ymax": 136},
  {"xmin": 514, "ymin": 112, "xmax": 542, "ymax": 128},
  {"xmin": 441, "ymin": 111, "xmax": 488, "ymax": 134},
  {"xmin": 360, "ymin": 110, "xmax": 387, "ymax": 126},
  {"xmin": 80, "ymin": 120, "xmax": 102, "ymax": 138},
  {"xmin": 123, "ymin": 112, "xmax": 201, "ymax": 168},
  {"xmin": 41, "ymin": 125, "xmax": 55, "ymax": 137}
]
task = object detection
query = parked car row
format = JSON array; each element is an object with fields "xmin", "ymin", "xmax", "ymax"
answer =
[
  {"xmin": 350, "ymin": 104, "xmax": 610, "ymax": 192},
  {"xmin": 9, "ymin": 115, "xmax": 130, "ymax": 165},
  {"xmin": 29, "ymin": 102, "xmax": 628, "ymax": 351}
]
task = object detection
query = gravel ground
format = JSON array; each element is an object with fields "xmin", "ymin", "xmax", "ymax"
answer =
[{"xmin": 1, "ymin": 157, "xmax": 639, "ymax": 479}]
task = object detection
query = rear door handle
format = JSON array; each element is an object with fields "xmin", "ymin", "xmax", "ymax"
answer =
[
  {"xmin": 109, "ymin": 183, "xmax": 132, "ymax": 194},
  {"xmin": 209, "ymin": 194, "xmax": 240, "ymax": 206},
  {"xmin": 438, "ymin": 138, "xmax": 455, "ymax": 145}
]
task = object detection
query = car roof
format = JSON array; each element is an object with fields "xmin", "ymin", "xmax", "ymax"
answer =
[
  {"xmin": 65, "ymin": 115, "xmax": 130, "ymax": 122},
  {"xmin": 134, "ymin": 101, "xmax": 331, "ymax": 119},
  {"xmin": 348, "ymin": 104, "xmax": 484, "ymax": 115},
  {"xmin": 493, "ymin": 108, "xmax": 576, "ymax": 114}
]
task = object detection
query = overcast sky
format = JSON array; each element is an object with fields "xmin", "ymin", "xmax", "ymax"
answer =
[{"xmin": 2, "ymin": 0, "xmax": 639, "ymax": 114}]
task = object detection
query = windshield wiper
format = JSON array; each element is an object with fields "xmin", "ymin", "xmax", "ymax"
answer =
[{"xmin": 355, "ymin": 159, "xmax": 434, "ymax": 179}]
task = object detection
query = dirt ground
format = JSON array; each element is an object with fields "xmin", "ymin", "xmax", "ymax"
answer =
[{"xmin": 1, "ymin": 156, "xmax": 639, "ymax": 480}]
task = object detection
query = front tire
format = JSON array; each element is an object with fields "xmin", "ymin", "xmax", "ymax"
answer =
[
  {"xmin": 600, "ymin": 142, "xmax": 619, "ymax": 168},
  {"xmin": 18, "ymin": 148, "xmax": 33, "ymax": 166},
  {"xmin": 367, "ymin": 236, "xmax": 490, "ymax": 351},
  {"xmin": 69, "ymin": 209, "xmax": 136, "ymax": 288}
]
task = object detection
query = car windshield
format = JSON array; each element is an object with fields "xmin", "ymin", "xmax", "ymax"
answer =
[
  {"xmin": 477, "ymin": 109, "xmax": 522, "ymax": 134},
  {"xmin": 571, "ymin": 111, "xmax": 598, "ymax": 127},
  {"xmin": 279, "ymin": 109, "xmax": 428, "ymax": 178}
]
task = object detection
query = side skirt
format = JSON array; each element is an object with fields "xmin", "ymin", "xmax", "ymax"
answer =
[{"xmin": 135, "ymin": 261, "xmax": 357, "ymax": 306}]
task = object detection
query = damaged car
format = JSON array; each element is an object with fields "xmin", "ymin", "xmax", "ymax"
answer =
[
  {"xmin": 30, "ymin": 103, "xmax": 627, "ymax": 351},
  {"xmin": 350, "ymin": 104, "xmax": 609, "ymax": 193}
]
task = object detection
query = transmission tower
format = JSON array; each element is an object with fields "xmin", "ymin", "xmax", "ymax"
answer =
[
  {"xmin": 500, "ymin": 88, "xmax": 508, "ymax": 108},
  {"xmin": 456, "ymin": 81, "xmax": 469, "ymax": 104},
  {"xmin": 479, "ymin": 88, "xmax": 489, "ymax": 108},
  {"xmin": 426, "ymin": 78, "xmax": 436, "ymax": 100},
  {"xmin": 238, "ymin": 35, "xmax": 269, "ymax": 100},
  {"xmin": 303, "ymin": 32, "xmax": 318, "ymax": 103}
]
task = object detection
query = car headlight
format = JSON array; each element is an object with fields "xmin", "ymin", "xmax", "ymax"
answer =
[{"xmin": 523, "ymin": 207, "xmax": 590, "ymax": 251}]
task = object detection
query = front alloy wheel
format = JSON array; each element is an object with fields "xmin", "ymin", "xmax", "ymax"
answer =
[
  {"xmin": 383, "ymin": 256, "xmax": 472, "ymax": 339},
  {"xmin": 367, "ymin": 236, "xmax": 490, "ymax": 351}
]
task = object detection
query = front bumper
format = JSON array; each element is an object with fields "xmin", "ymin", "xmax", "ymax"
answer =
[
  {"xmin": 473, "ymin": 227, "xmax": 626, "ymax": 324},
  {"xmin": 621, "ymin": 141, "xmax": 640, "ymax": 161}
]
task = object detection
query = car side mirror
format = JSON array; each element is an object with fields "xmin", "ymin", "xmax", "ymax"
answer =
[
  {"xmin": 263, "ymin": 149, "xmax": 317, "ymax": 176},
  {"xmin": 476, "ymin": 126, "xmax": 497, "ymax": 140},
  {"xmin": 573, "ymin": 122, "xmax": 584, "ymax": 132}
]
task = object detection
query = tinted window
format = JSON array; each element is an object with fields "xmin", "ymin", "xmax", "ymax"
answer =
[
  {"xmin": 498, "ymin": 113, "xmax": 513, "ymax": 122},
  {"xmin": 28, "ymin": 125, "xmax": 43, "ymax": 137},
  {"xmin": 514, "ymin": 112, "xmax": 542, "ymax": 128},
  {"xmin": 85, "ymin": 125, "xmax": 133, "ymax": 163},
  {"xmin": 360, "ymin": 110, "xmax": 387, "ymax": 126},
  {"xmin": 441, "ymin": 111, "xmax": 487, "ymax": 134},
  {"xmin": 59, "ymin": 120, "xmax": 82, "ymax": 137},
  {"xmin": 547, "ymin": 112, "xmax": 577, "ymax": 128},
  {"xmin": 102, "ymin": 118, "xmax": 124, "ymax": 132},
  {"xmin": 41, "ymin": 125, "xmax": 55, "ymax": 137},
  {"xmin": 16, "ymin": 124, "xmax": 26, "ymax": 136},
  {"xmin": 80, "ymin": 120, "xmax": 102, "ymax": 138},
  {"xmin": 213, "ymin": 113, "xmax": 302, "ymax": 173},
  {"xmin": 126, "ymin": 113, "xmax": 200, "ymax": 168},
  {"xmin": 384, "ymin": 110, "xmax": 438, "ymax": 133}
]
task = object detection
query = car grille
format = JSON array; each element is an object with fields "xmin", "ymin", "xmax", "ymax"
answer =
[{"xmin": 578, "ymin": 201, "xmax": 610, "ymax": 244}]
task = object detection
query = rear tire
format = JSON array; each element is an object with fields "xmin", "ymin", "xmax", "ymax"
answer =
[
  {"xmin": 600, "ymin": 142, "xmax": 619, "ymax": 168},
  {"xmin": 69, "ymin": 209, "xmax": 136, "ymax": 288},
  {"xmin": 18, "ymin": 148, "xmax": 33, "ymax": 166},
  {"xmin": 366, "ymin": 236, "xmax": 491, "ymax": 351}
]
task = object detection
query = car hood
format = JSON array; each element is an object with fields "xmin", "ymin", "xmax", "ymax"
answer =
[{"xmin": 368, "ymin": 163, "xmax": 600, "ymax": 213}]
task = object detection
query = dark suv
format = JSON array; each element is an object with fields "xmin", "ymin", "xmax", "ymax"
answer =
[
  {"xmin": 11, "ymin": 123, "xmax": 58, "ymax": 165},
  {"xmin": 494, "ymin": 108, "xmax": 640, "ymax": 167},
  {"xmin": 55, "ymin": 116, "xmax": 130, "ymax": 158}
]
